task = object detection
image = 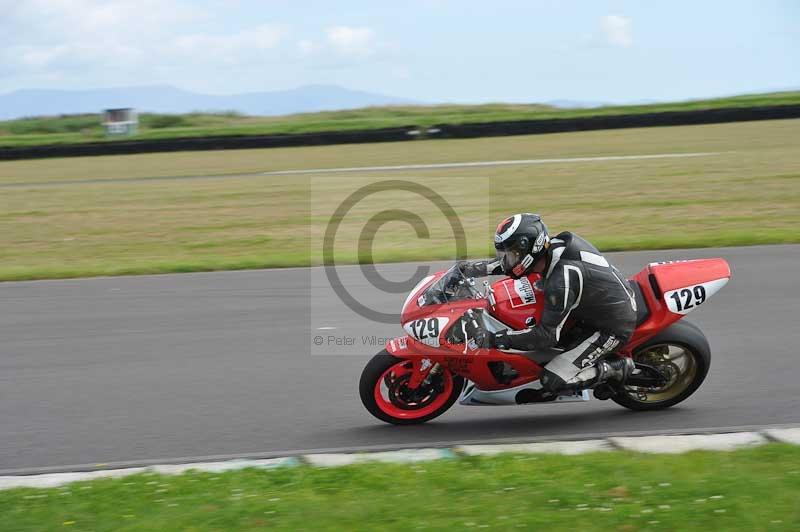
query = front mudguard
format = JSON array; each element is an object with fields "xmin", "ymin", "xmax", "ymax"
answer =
[{"xmin": 386, "ymin": 336, "xmax": 411, "ymax": 356}]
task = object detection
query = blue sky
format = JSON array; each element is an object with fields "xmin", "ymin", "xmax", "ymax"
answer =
[{"xmin": 1, "ymin": 0, "xmax": 797, "ymax": 103}]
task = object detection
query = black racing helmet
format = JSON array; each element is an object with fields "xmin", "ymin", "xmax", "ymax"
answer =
[{"xmin": 493, "ymin": 213, "xmax": 549, "ymax": 278}]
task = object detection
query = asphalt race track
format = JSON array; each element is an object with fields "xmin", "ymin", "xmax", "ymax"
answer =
[{"xmin": 1, "ymin": 245, "xmax": 798, "ymax": 473}]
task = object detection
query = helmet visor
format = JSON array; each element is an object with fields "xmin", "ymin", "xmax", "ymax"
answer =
[{"xmin": 495, "ymin": 247, "xmax": 521, "ymax": 274}]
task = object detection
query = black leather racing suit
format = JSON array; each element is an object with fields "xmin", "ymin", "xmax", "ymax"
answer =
[{"xmin": 465, "ymin": 231, "xmax": 638, "ymax": 390}]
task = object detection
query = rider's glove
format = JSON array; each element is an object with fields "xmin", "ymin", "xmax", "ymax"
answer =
[
  {"xmin": 457, "ymin": 260, "xmax": 489, "ymax": 278},
  {"xmin": 463, "ymin": 311, "xmax": 515, "ymax": 350},
  {"xmin": 463, "ymin": 310, "xmax": 493, "ymax": 349}
]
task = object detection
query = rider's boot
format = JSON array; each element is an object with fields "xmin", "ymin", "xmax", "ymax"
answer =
[
  {"xmin": 596, "ymin": 357, "xmax": 635, "ymax": 386},
  {"xmin": 592, "ymin": 358, "xmax": 635, "ymax": 400},
  {"xmin": 541, "ymin": 357, "xmax": 634, "ymax": 398}
]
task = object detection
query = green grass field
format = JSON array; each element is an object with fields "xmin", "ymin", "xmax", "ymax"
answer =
[
  {"xmin": 0, "ymin": 119, "xmax": 798, "ymax": 281},
  {"xmin": 1, "ymin": 445, "xmax": 798, "ymax": 531},
  {"xmin": 0, "ymin": 90, "xmax": 798, "ymax": 148}
]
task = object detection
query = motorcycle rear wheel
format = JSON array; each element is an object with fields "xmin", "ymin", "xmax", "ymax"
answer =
[
  {"xmin": 613, "ymin": 320, "xmax": 711, "ymax": 411},
  {"xmin": 360, "ymin": 350, "xmax": 464, "ymax": 425}
]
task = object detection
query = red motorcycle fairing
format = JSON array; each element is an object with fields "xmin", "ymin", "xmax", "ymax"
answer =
[
  {"xmin": 626, "ymin": 258, "xmax": 730, "ymax": 350},
  {"xmin": 395, "ymin": 269, "xmax": 548, "ymax": 392},
  {"xmin": 399, "ymin": 271, "xmax": 546, "ymax": 342},
  {"xmin": 650, "ymin": 258, "xmax": 730, "ymax": 293},
  {"xmin": 390, "ymin": 258, "xmax": 730, "ymax": 395},
  {"xmin": 490, "ymin": 275, "xmax": 546, "ymax": 330},
  {"xmin": 386, "ymin": 332, "xmax": 544, "ymax": 392}
]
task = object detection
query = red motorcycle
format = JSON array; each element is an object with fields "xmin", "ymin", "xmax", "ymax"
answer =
[{"xmin": 360, "ymin": 258, "xmax": 730, "ymax": 424}]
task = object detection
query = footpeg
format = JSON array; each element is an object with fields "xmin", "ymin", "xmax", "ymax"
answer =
[
  {"xmin": 593, "ymin": 383, "xmax": 616, "ymax": 400},
  {"xmin": 555, "ymin": 388, "xmax": 591, "ymax": 402}
]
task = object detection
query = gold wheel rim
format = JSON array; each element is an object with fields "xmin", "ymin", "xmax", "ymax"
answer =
[{"xmin": 624, "ymin": 344, "xmax": 698, "ymax": 403}]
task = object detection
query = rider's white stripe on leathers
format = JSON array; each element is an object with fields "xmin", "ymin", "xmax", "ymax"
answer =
[
  {"xmin": 554, "ymin": 265, "xmax": 583, "ymax": 342},
  {"xmin": 612, "ymin": 269, "xmax": 638, "ymax": 312},
  {"xmin": 545, "ymin": 332, "xmax": 600, "ymax": 381},
  {"xmin": 579, "ymin": 250, "xmax": 610, "ymax": 267},
  {"xmin": 546, "ymin": 245, "xmax": 566, "ymax": 278},
  {"xmin": 544, "ymin": 331, "xmax": 621, "ymax": 383}
]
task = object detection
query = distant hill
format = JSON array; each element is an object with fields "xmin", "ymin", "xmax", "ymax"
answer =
[
  {"xmin": 0, "ymin": 84, "xmax": 418, "ymax": 120},
  {"xmin": 546, "ymin": 99, "xmax": 607, "ymax": 109}
]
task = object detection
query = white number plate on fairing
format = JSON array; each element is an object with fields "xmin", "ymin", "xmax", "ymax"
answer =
[
  {"xmin": 663, "ymin": 278, "xmax": 728, "ymax": 315},
  {"xmin": 403, "ymin": 317, "xmax": 450, "ymax": 347}
]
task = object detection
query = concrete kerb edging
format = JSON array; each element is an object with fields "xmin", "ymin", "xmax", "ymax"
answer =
[{"xmin": 2, "ymin": 427, "xmax": 799, "ymax": 490}]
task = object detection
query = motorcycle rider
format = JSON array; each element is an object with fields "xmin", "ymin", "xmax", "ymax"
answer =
[{"xmin": 460, "ymin": 213, "xmax": 637, "ymax": 395}]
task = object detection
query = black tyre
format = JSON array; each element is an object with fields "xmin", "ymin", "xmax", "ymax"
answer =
[
  {"xmin": 613, "ymin": 320, "xmax": 711, "ymax": 411},
  {"xmin": 359, "ymin": 350, "xmax": 464, "ymax": 425}
]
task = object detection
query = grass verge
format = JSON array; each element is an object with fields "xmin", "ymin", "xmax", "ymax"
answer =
[
  {"xmin": 0, "ymin": 119, "xmax": 798, "ymax": 281},
  {"xmin": 1, "ymin": 444, "xmax": 798, "ymax": 531},
  {"xmin": 1, "ymin": 90, "xmax": 799, "ymax": 148}
]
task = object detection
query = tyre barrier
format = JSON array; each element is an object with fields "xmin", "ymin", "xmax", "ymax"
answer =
[{"xmin": 2, "ymin": 104, "xmax": 799, "ymax": 161}]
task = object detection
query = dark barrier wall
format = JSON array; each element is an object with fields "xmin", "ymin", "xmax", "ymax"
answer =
[
  {"xmin": 2, "ymin": 104, "xmax": 800, "ymax": 161},
  {"xmin": 430, "ymin": 104, "xmax": 800, "ymax": 139},
  {"xmin": 0, "ymin": 127, "xmax": 417, "ymax": 161}
]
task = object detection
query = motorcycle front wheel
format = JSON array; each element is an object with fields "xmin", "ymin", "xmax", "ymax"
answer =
[{"xmin": 359, "ymin": 350, "xmax": 464, "ymax": 425}]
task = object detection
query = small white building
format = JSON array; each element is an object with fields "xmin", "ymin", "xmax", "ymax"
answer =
[{"xmin": 102, "ymin": 108, "xmax": 138, "ymax": 136}]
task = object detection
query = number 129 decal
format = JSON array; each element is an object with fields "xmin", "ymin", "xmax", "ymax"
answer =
[
  {"xmin": 664, "ymin": 278, "xmax": 728, "ymax": 315},
  {"xmin": 403, "ymin": 317, "xmax": 450, "ymax": 347}
]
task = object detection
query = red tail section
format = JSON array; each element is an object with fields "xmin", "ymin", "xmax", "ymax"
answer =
[
  {"xmin": 628, "ymin": 258, "xmax": 730, "ymax": 349},
  {"xmin": 649, "ymin": 258, "xmax": 731, "ymax": 292}
]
